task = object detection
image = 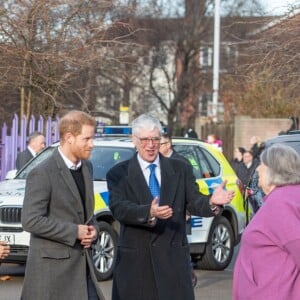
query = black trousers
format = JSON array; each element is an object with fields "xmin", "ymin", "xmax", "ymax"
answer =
[{"xmin": 87, "ymin": 272, "xmax": 99, "ymax": 300}]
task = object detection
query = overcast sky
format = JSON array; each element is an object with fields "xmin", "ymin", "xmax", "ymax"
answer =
[{"xmin": 263, "ymin": 0, "xmax": 300, "ymax": 15}]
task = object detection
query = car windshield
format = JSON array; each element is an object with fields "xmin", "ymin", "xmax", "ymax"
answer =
[
  {"xmin": 89, "ymin": 147, "xmax": 135, "ymax": 180},
  {"xmin": 269, "ymin": 140, "xmax": 300, "ymax": 154},
  {"xmin": 17, "ymin": 146, "xmax": 56, "ymax": 179},
  {"xmin": 16, "ymin": 145, "xmax": 135, "ymax": 181}
]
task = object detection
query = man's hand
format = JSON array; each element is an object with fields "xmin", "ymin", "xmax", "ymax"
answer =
[
  {"xmin": 77, "ymin": 224, "xmax": 97, "ymax": 248},
  {"xmin": 210, "ymin": 180, "xmax": 235, "ymax": 206},
  {"xmin": 150, "ymin": 197, "xmax": 173, "ymax": 219},
  {"xmin": 0, "ymin": 241, "xmax": 10, "ymax": 259}
]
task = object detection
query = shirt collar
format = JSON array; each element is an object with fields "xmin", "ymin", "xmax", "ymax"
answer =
[
  {"xmin": 58, "ymin": 147, "xmax": 82, "ymax": 170},
  {"xmin": 167, "ymin": 150, "xmax": 174, "ymax": 158},
  {"xmin": 137, "ymin": 154, "xmax": 160, "ymax": 171},
  {"xmin": 27, "ymin": 146, "xmax": 36, "ymax": 157}
]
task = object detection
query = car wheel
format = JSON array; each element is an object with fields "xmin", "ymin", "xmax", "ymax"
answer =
[
  {"xmin": 196, "ymin": 216, "xmax": 234, "ymax": 270},
  {"xmin": 92, "ymin": 221, "xmax": 118, "ymax": 281}
]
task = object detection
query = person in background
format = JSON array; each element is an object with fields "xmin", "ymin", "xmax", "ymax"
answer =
[
  {"xmin": 250, "ymin": 136, "xmax": 265, "ymax": 161},
  {"xmin": 21, "ymin": 110, "xmax": 105, "ymax": 300},
  {"xmin": 16, "ymin": 131, "xmax": 45, "ymax": 170},
  {"xmin": 233, "ymin": 144, "xmax": 300, "ymax": 300},
  {"xmin": 184, "ymin": 128, "xmax": 198, "ymax": 139},
  {"xmin": 159, "ymin": 132, "xmax": 197, "ymax": 287},
  {"xmin": 107, "ymin": 114, "xmax": 234, "ymax": 300},
  {"xmin": 235, "ymin": 150, "xmax": 258, "ymax": 188},
  {"xmin": 159, "ymin": 133, "xmax": 189, "ymax": 163},
  {"xmin": 0, "ymin": 241, "xmax": 10, "ymax": 259},
  {"xmin": 206, "ymin": 134, "xmax": 222, "ymax": 152},
  {"xmin": 230, "ymin": 147, "xmax": 246, "ymax": 173}
]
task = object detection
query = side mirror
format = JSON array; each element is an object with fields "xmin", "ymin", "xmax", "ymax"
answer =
[{"xmin": 5, "ymin": 169, "xmax": 17, "ymax": 180}]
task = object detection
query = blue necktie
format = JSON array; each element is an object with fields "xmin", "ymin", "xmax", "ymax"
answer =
[{"xmin": 148, "ymin": 164, "xmax": 160, "ymax": 199}]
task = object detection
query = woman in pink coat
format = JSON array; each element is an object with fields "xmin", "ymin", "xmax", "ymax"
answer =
[{"xmin": 233, "ymin": 144, "xmax": 300, "ymax": 300}]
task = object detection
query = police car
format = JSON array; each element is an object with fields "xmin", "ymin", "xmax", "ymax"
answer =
[{"xmin": 0, "ymin": 127, "xmax": 247, "ymax": 280}]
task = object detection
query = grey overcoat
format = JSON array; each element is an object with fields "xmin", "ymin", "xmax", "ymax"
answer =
[
  {"xmin": 21, "ymin": 148, "xmax": 105, "ymax": 300},
  {"xmin": 107, "ymin": 154, "xmax": 215, "ymax": 300}
]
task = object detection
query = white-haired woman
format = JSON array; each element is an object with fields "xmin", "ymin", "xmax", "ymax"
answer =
[{"xmin": 233, "ymin": 144, "xmax": 300, "ymax": 300}]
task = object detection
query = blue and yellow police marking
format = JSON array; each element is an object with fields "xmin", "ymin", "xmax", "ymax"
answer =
[
  {"xmin": 191, "ymin": 217, "xmax": 203, "ymax": 228},
  {"xmin": 94, "ymin": 191, "xmax": 109, "ymax": 210}
]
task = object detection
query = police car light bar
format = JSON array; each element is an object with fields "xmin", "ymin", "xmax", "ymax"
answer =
[{"xmin": 95, "ymin": 125, "xmax": 132, "ymax": 137}]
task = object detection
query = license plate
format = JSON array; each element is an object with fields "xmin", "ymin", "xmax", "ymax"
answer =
[{"xmin": 0, "ymin": 234, "xmax": 15, "ymax": 244}]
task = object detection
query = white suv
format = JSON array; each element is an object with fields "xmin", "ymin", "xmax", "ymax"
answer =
[{"xmin": 0, "ymin": 134, "xmax": 247, "ymax": 280}]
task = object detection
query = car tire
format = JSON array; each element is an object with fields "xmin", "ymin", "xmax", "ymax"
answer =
[
  {"xmin": 92, "ymin": 221, "xmax": 118, "ymax": 281},
  {"xmin": 196, "ymin": 216, "xmax": 234, "ymax": 270}
]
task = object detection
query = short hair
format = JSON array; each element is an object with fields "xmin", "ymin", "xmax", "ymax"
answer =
[
  {"xmin": 161, "ymin": 132, "xmax": 171, "ymax": 139},
  {"xmin": 131, "ymin": 114, "xmax": 163, "ymax": 136},
  {"xmin": 59, "ymin": 110, "xmax": 96, "ymax": 140},
  {"xmin": 243, "ymin": 150, "xmax": 253, "ymax": 157},
  {"xmin": 238, "ymin": 147, "xmax": 246, "ymax": 154},
  {"xmin": 28, "ymin": 131, "xmax": 44, "ymax": 143},
  {"xmin": 261, "ymin": 143, "xmax": 300, "ymax": 186}
]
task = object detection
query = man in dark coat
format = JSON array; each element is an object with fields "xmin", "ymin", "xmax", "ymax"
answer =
[
  {"xmin": 16, "ymin": 131, "xmax": 45, "ymax": 170},
  {"xmin": 107, "ymin": 114, "xmax": 234, "ymax": 300},
  {"xmin": 21, "ymin": 111, "xmax": 105, "ymax": 300},
  {"xmin": 159, "ymin": 133, "xmax": 190, "ymax": 164}
]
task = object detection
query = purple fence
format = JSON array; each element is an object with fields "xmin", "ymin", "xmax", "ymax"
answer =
[{"xmin": 0, "ymin": 114, "xmax": 59, "ymax": 181}]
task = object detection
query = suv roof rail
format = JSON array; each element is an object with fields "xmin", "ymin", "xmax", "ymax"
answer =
[{"xmin": 286, "ymin": 130, "xmax": 300, "ymax": 135}]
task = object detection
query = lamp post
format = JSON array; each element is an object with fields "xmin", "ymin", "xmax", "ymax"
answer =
[{"xmin": 212, "ymin": 0, "xmax": 220, "ymax": 122}]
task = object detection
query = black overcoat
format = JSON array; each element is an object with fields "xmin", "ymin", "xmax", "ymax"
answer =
[{"xmin": 107, "ymin": 154, "xmax": 215, "ymax": 300}]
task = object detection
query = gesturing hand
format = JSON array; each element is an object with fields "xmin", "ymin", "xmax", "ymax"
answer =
[
  {"xmin": 150, "ymin": 197, "xmax": 173, "ymax": 219},
  {"xmin": 210, "ymin": 180, "xmax": 235, "ymax": 206}
]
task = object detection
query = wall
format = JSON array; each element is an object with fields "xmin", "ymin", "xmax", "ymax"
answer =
[
  {"xmin": 234, "ymin": 115, "xmax": 292, "ymax": 151},
  {"xmin": 195, "ymin": 115, "xmax": 294, "ymax": 161}
]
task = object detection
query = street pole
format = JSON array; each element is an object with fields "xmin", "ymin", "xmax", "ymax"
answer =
[{"xmin": 212, "ymin": 0, "xmax": 220, "ymax": 122}]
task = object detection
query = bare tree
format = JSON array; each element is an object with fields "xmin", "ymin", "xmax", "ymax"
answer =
[
  {"xmin": 145, "ymin": 0, "xmax": 266, "ymax": 134},
  {"xmin": 223, "ymin": 9, "xmax": 300, "ymax": 118},
  {"xmin": 0, "ymin": 0, "xmax": 136, "ymax": 125}
]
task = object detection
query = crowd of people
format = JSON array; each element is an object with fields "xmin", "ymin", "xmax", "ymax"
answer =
[
  {"xmin": 3, "ymin": 114, "xmax": 300, "ymax": 299},
  {"xmin": 231, "ymin": 136, "xmax": 265, "ymax": 187}
]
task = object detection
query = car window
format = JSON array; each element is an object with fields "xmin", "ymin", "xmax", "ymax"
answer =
[
  {"xmin": 266, "ymin": 136, "xmax": 300, "ymax": 155},
  {"xmin": 16, "ymin": 146, "xmax": 56, "ymax": 179},
  {"xmin": 173, "ymin": 144, "xmax": 220, "ymax": 179},
  {"xmin": 270, "ymin": 141, "xmax": 300, "ymax": 154},
  {"xmin": 173, "ymin": 144, "xmax": 202, "ymax": 178},
  {"xmin": 90, "ymin": 146, "xmax": 135, "ymax": 180},
  {"xmin": 16, "ymin": 145, "xmax": 135, "ymax": 181},
  {"xmin": 195, "ymin": 147, "xmax": 220, "ymax": 178}
]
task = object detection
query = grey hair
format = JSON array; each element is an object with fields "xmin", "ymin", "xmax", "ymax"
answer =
[
  {"xmin": 28, "ymin": 131, "xmax": 44, "ymax": 143},
  {"xmin": 260, "ymin": 143, "xmax": 300, "ymax": 186},
  {"xmin": 131, "ymin": 114, "xmax": 163, "ymax": 136}
]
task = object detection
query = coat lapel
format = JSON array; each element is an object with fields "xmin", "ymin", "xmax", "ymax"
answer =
[
  {"xmin": 82, "ymin": 161, "xmax": 94, "ymax": 223},
  {"xmin": 126, "ymin": 154, "xmax": 180, "ymax": 207},
  {"xmin": 127, "ymin": 155, "xmax": 153, "ymax": 205},
  {"xmin": 159, "ymin": 155, "xmax": 179, "ymax": 208},
  {"xmin": 53, "ymin": 149, "xmax": 85, "ymax": 222}
]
